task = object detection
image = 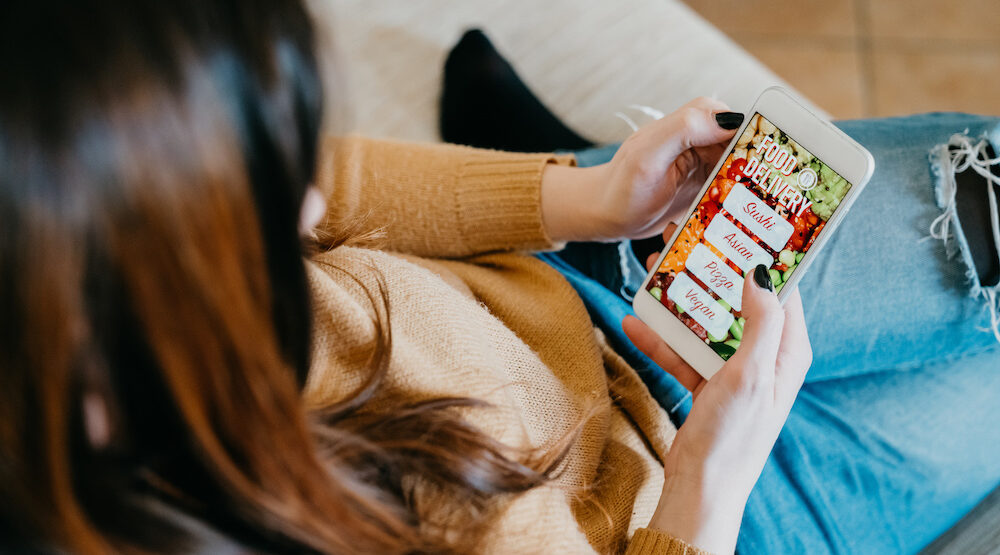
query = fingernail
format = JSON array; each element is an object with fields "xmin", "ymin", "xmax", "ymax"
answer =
[
  {"xmin": 753, "ymin": 264, "xmax": 774, "ymax": 292},
  {"xmin": 715, "ymin": 111, "xmax": 745, "ymax": 130}
]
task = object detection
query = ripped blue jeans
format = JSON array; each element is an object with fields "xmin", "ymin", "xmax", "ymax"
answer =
[{"xmin": 538, "ymin": 113, "xmax": 1000, "ymax": 554}]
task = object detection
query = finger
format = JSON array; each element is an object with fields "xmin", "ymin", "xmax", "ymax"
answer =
[
  {"xmin": 687, "ymin": 95, "xmax": 731, "ymax": 113},
  {"xmin": 662, "ymin": 174, "xmax": 703, "ymax": 225},
  {"xmin": 650, "ymin": 97, "xmax": 739, "ymax": 160},
  {"xmin": 661, "ymin": 223, "xmax": 678, "ymax": 243},
  {"xmin": 622, "ymin": 315, "xmax": 704, "ymax": 393},
  {"xmin": 774, "ymin": 288, "xmax": 812, "ymax": 407},
  {"xmin": 695, "ymin": 143, "xmax": 729, "ymax": 177},
  {"xmin": 663, "ymin": 222, "xmax": 677, "ymax": 243},
  {"xmin": 645, "ymin": 252, "xmax": 659, "ymax": 272},
  {"xmin": 730, "ymin": 264, "xmax": 784, "ymax": 373}
]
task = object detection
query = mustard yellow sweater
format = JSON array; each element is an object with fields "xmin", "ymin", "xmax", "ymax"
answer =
[{"xmin": 303, "ymin": 136, "xmax": 709, "ymax": 555}]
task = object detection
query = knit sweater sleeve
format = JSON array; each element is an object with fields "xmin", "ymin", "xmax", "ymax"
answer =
[
  {"xmin": 314, "ymin": 135, "xmax": 574, "ymax": 258},
  {"xmin": 624, "ymin": 528, "xmax": 714, "ymax": 555}
]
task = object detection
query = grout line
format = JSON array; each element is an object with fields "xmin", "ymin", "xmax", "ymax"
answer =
[
  {"xmin": 854, "ymin": 0, "xmax": 877, "ymax": 118},
  {"xmin": 729, "ymin": 34, "xmax": 857, "ymax": 49},
  {"xmin": 868, "ymin": 36, "xmax": 1000, "ymax": 52},
  {"xmin": 728, "ymin": 33, "xmax": 1000, "ymax": 52}
]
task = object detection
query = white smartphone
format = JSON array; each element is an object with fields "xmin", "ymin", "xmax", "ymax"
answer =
[{"xmin": 633, "ymin": 86, "xmax": 874, "ymax": 379}]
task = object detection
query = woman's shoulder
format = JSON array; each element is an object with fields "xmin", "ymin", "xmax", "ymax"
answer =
[{"xmin": 306, "ymin": 244, "xmax": 412, "ymax": 284}]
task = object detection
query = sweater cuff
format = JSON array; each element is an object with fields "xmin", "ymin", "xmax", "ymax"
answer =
[
  {"xmin": 624, "ymin": 528, "xmax": 714, "ymax": 555},
  {"xmin": 455, "ymin": 153, "xmax": 575, "ymax": 253}
]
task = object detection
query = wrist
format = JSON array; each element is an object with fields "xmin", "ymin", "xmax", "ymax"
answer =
[
  {"xmin": 647, "ymin": 473, "xmax": 748, "ymax": 555},
  {"xmin": 541, "ymin": 163, "xmax": 617, "ymax": 242}
]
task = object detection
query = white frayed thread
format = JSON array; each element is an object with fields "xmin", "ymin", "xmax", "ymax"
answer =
[
  {"xmin": 614, "ymin": 104, "xmax": 666, "ymax": 132},
  {"xmin": 987, "ymin": 288, "xmax": 1000, "ymax": 344},
  {"xmin": 928, "ymin": 132, "xmax": 1000, "ymax": 244},
  {"xmin": 628, "ymin": 104, "xmax": 665, "ymax": 120},
  {"xmin": 614, "ymin": 111, "xmax": 640, "ymax": 132},
  {"xmin": 928, "ymin": 131, "xmax": 1000, "ymax": 343},
  {"xmin": 618, "ymin": 240, "xmax": 636, "ymax": 302}
]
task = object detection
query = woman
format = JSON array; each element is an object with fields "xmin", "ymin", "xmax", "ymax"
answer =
[{"xmin": 2, "ymin": 1, "xmax": 997, "ymax": 554}]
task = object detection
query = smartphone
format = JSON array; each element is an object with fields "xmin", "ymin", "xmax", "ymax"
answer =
[{"xmin": 633, "ymin": 87, "xmax": 875, "ymax": 379}]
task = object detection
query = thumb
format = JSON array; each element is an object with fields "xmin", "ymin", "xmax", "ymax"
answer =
[
  {"xmin": 733, "ymin": 263, "xmax": 784, "ymax": 369},
  {"xmin": 652, "ymin": 97, "xmax": 742, "ymax": 159}
]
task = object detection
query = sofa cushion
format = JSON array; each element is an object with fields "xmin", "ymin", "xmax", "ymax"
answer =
[{"xmin": 307, "ymin": 0, "xmax": 828, "ymax": 143}]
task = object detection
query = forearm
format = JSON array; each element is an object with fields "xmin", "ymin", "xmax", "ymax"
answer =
[
  {"xmin": 646, "ymin": 474, "xmax": 747, "ymax": 555},
  {"xmin": 316, "ymin": 135, "xmax": 574, "ymax": 257}
]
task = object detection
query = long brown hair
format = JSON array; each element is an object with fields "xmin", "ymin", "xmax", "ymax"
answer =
[{"xmin": 0, "ymin": 1, "xmax": 574, "ymax": 552}]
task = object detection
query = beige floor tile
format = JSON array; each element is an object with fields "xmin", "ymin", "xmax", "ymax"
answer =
[
  {"xmin": 868, "ymin": 0, "xmax": 1000, "ymax": 42},
  {"xmin": 685, "ymin": 0, "xmax": 858, "ymax": 39},
  {"xmin": 871, "ymin": 48, "xmax": 1000, "ymax": 116},
  {"xmin": 742, "ymin": 41, "xmax": 866, "ymax": 119}
]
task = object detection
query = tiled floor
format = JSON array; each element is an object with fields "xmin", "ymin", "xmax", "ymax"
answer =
[{"xmin": 684, "ymin": 0, "xmax": 1000, "ymax": 119}]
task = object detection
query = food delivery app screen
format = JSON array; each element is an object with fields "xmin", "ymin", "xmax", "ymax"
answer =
[{"xmin": 646, "ymin": 113, "xmax": 854, "ymax": 360}]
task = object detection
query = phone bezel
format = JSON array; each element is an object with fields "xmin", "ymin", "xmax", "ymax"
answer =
[{"xmin": 632, "ymin": 86, "xmax": 875, "ymax": 379}]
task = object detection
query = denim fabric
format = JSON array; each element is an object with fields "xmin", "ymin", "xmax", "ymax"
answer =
[
  {"xmin": 928, "ymin": 127, "xmax": 1000, "ymax": 342},
  {"xmin": 541, "ymin": 113, "xmax": 1000, "ymax": 554}
]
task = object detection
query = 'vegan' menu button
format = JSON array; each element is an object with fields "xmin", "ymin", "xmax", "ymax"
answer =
[{"xmin": 666, "ymin": 272, "xmax": 735, "ymax": 340}]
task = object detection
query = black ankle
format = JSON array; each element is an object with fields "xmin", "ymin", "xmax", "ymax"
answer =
[{"xmin": 440, "ymin": 29, "xmax": 594, "ymax": 153}]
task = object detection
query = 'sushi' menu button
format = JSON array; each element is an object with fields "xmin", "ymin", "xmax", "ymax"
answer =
[{"xmin": 722, "ymin": 183, "xmax": 794, "ymax": 251}]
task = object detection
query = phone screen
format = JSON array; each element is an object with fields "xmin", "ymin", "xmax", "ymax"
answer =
[{"xmin": 646, "ymin": 113, "xmax": 854, "ymax": 360}]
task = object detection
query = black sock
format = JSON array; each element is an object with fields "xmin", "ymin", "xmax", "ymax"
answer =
[{"xmin": 440, "ymin": 29, "xmax": 594, "ymax": 153}]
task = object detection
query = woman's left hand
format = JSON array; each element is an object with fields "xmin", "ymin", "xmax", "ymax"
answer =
[{"xmin": 542, "ymin": 97, "xmax": 741, "ymax": 242}]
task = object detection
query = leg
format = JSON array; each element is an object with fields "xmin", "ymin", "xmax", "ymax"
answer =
[
  {"xmin": 738, "ymin": 116, "xmax": 1000, "ymax": 550},
  {"xmin": 738, "ymin": 347, "xmax": 1000, "ymax": 554},
  {"xmin": 800, "ymin": 114, "xmax": 1000, "ymax": 381},
  {"xmin": 440, "ymin": 29, "xmax": 593, "ymax": 152}
]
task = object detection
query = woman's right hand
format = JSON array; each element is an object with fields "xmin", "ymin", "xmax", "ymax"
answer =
[{"xmin": 623, "ymin": 256, "xmax": 812, "ymax": 554}]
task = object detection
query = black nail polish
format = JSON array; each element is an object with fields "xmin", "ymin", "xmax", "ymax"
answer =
[
  {"xmin": 753, "ymin": 264, "xmax": 774, "ymax": 292},
  {"xmin": 715, "ymin": 111, "xmax": 745, "ymax": 130}
]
